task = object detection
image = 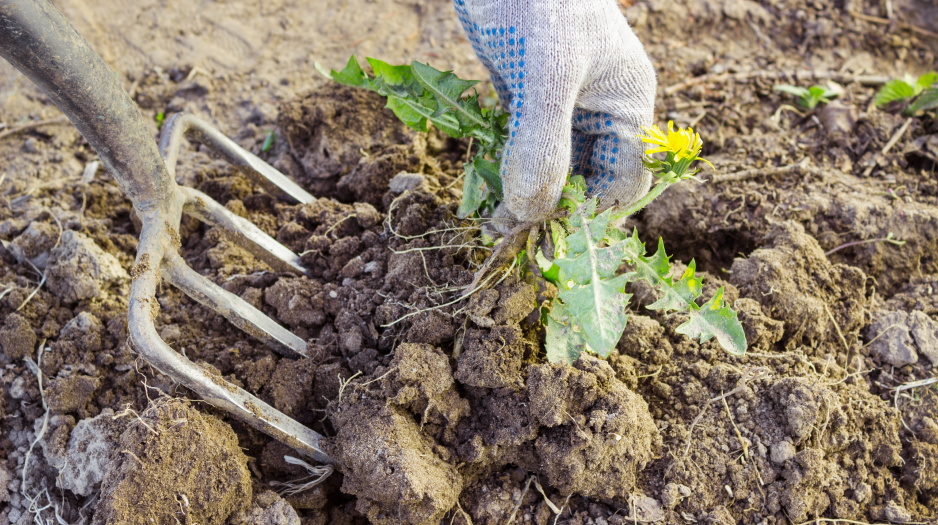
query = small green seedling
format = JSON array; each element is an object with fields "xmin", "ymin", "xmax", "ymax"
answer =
[
  {"xmin": 328, "ymin": 57, "xmax": 747, "ymax": 363},
  {"xmin": 774, "ymin": 82, "xmax": 843, "ymax": 109},
  {"xmin": 262, "ymin": 130, "xmax": 276, "ymax": 152},
  {"xmin": 874, "ymin": 71, "xmax": 938, "ymax": 116}
]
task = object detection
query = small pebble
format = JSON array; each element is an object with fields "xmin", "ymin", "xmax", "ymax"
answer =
[
  {"xmin": 770, "ymin": 440, "xmax": 796, "ymax": 464},
  {"xmin": 23, "ymin": 137, "xmax": 39, "ymax": 154}
]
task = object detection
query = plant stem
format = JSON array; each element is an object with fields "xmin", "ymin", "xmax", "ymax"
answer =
[{"xmin": 610, "ymin": 178, "xmax": 678, "ymax": 222}]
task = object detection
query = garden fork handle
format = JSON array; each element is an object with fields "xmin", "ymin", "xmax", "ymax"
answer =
[{"xmin": 0, "ymin": 0, "xmax": 172, "ymax": 213}]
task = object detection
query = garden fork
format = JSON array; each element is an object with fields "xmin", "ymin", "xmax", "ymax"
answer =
[{"xmin": 0, "ymin": 0, "xmax": 334, "ymax": 464}]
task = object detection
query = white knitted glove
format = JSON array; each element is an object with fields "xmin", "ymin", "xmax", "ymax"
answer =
[{"xmin": 453, "ymin": 0, "xmax": 657, "ymax": 225}]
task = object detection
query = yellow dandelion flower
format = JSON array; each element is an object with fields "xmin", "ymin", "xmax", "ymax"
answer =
[{"xmin": 638, "ymin": 121, "xmax": 714, "ymax": 170}]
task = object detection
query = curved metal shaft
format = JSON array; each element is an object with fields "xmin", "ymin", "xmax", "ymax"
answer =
[
  {"xmin": 0, "ymin": 0, "xmax": 171, "ymax": 213},
  {"xmin": 0, "ymin": 0, "xmax": 333, "ymax": 464}
]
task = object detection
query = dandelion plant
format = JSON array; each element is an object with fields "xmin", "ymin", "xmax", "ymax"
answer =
[{"xmin": 328, "ymin": 56, "xmax": 747, "ymax": 363}]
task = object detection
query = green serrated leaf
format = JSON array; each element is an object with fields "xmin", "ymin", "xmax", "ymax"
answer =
[
  {"xmin": 556, "ymin": 274, "xmax": 632, "ymax": 357},
  {"xmin": 620, "ymin": 232, "xmax": 671, "ymax": 288},
  {"xmin": 385, "ymin": 95, "xmax": 430, "ymax": 132},
  {"xmin": 647, "ymin": 260, "xmax": 703, "ymax": 311},
  {"xmin": 875, "ymin": 79, "xmax": 916, "ymax": 106},
  {"xmin": 473, "ymin": 158, "xmax": 503, "ymax": 200},
  {"xmin": 366, "ymin": 58, "xmax": 416, "ymax": 87},
  {"xmin": 676, "ymin": 287, "xmax": 747, "ymax": 355},
  {"xmin": 545, "ymin": 303, "xmax": 587, "ymax": 363},
  {"xmin": 330, "ymin": 55, "xmax": 368, "ymax": 87},
  {"xmin": 410, "ymin": 61, "xmax": 487, "ymax": 129},
  {"xmin": 906, "ymin": 87, "xmax": 938, "ymax": 115},
  {"xmin": 457, "ymin": 163, "xmax": 485, "ymax": 219}
]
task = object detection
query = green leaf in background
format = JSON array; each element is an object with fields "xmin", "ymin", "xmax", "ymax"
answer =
[
  {"xmin": 875, "ymin": 78, "xmax": 916, "ymax": 106},
  {"xmin": 262, "ymin": 130, "xmax": 276, "ymax": 152},
  {"xmin": 677, "ymin": 287, "xmax": 747, "ymax": 355},
  {"xmin": 915, "ymin": 71, "xmax": 938, "ymax": 92},
  {"xmin": 331, "ymin": 55, "xmax": 509, "ymax": 217},
  {"xmin": 773, "ymin": 84, "xmax": 809, "ymax": 98},
  {"xmin": 906, "ymin": 87, "xmax": 938, "ymax": 115}
]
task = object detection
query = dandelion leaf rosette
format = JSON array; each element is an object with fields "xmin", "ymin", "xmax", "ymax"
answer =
[
  {"xmin": 546, "ymin": 221, "xmax": 748, "ymax": 363},
  {"xmin": 547, "ymin": 207, "xmax": 632, "ymax": 360}
]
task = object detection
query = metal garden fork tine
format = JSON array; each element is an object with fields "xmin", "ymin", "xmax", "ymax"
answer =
[
  {"xmin": 0, "ymin": 0, "xmax": 335, "ymax": 464},
  {"xmin": 159, "ymin": 112, "xmax": 313, "ymax": 276},
  {"xmin": 159, "ymin": 113, "xmax": 314, "ymax": 205}
]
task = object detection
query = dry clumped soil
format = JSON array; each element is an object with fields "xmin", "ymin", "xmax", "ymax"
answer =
[{"xmin": 1, "ymin": 0, "xmax": 938, "ymax": 524}]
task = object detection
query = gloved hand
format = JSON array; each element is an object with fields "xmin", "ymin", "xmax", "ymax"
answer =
[{"xmin": 453, "ymin": 0, "xmax": 657, "ymax": 226}]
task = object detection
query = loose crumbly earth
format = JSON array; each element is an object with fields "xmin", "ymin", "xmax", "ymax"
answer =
[{"xmin": 1, "ymin": 0, "xmax": 938, "ymax": 524}]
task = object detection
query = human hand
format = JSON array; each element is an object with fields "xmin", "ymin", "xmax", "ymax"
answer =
[{"xmin": 453, "ymin": 0, "xmax": 657, "ymax": 227}]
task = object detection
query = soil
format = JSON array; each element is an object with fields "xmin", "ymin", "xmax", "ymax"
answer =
[{"xmin": 2, "ymin": 0, "xmax": 938, "ymax": 524}]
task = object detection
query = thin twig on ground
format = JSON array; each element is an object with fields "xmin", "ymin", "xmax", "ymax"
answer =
[
  {"xmin": 664, "ymin": 70, "xmax": 888, "ymax": 96},
  {"xmin": 825, "ymin": 234, "xmax": 905, "ymax": 256},
  {"xmin": 882, "ymin": 117, "xmax": 914, "ymax": 155},
  {"xmin": 793, "ymin": 518, "xmax": 927, "ymax": 525},
  {"xmin": 711, "ymin": 159, "xmax": 810, "ymax": 183},
  {"xmin": 0, "ymin": 116, "xmax": 69, "ymax": 141},
  {"xmin": 863, "ymin": 323, "xmax": 901, "ymax": 347},
  {"xmin": 849, "ymin": 9, "xmax": 938, "ymax": 39},
  {"xmin": 505, "ymin": 476, "xmax": 534, "ymax": 525}
]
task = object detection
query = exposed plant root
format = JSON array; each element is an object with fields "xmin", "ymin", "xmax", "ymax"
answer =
[
  {"xmin": 460, "ymin": 221, "xmax": 534, "ymax": 298},
  {"xmin": 505, "ymin": 476, "xmax": 534, "ymax": 525},
  {"xmin": 271, "ymin": 456, "xmax": 335, "ymax": 495},
  {"xmin": 893, "ymin": 377, "xmax": 938, "ymax": 435}
]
